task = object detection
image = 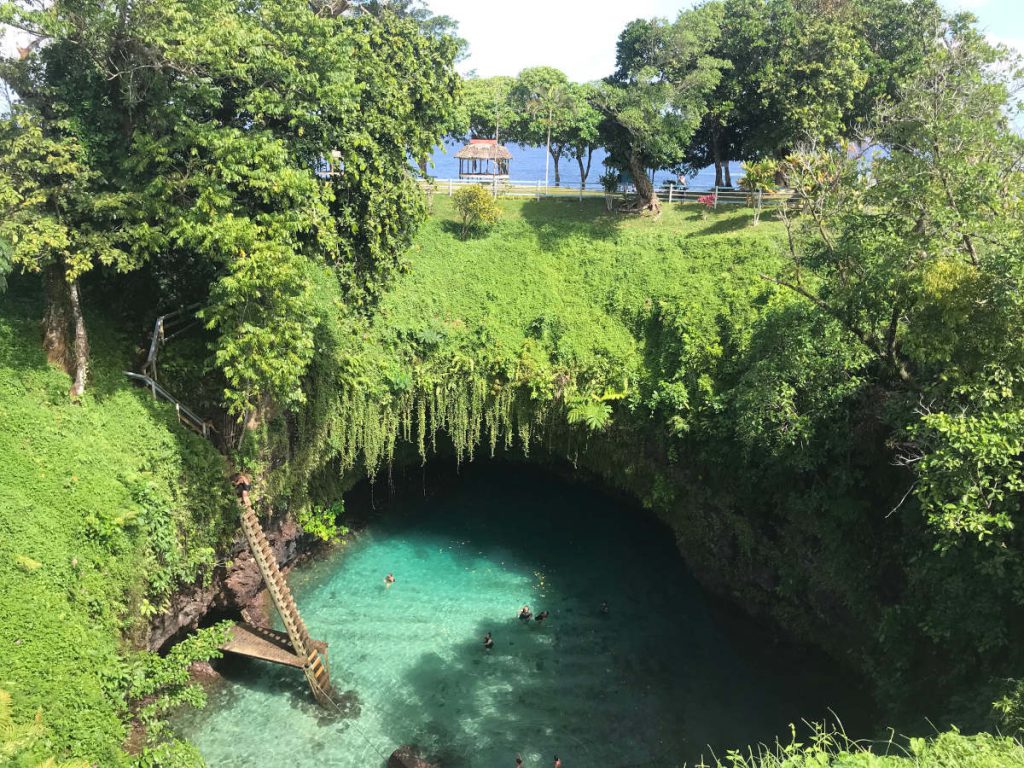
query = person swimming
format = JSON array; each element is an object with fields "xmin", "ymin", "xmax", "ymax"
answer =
[
  {"xmin": 484, "ymin": 632, "xmax": 494, "ymax": 651},
  {"xmin": 535, "ymin": 610, "xmax": 550, "ymax": 623},
  {"xmin": 600, "ymin": 601, "xmax": 609, "ymax": 615},
  {"xmin": 384, "ymin": 573, "xmax": 396, "ymax": 588},
  {"xmin": 553, "ymin": 756, "xmax": 562, "ymax": 768},
  {"xmin": 518, "ymin": 605, "xmax": 532, "ymax": 622},
  {"xmin": 515, "ymin": 756, "xmax": 523, "ymax": 767}
]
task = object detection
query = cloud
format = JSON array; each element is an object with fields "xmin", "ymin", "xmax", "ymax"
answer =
[{"xmin": 434, "ymin": 0, "xmax": 695, "ymax": 82}]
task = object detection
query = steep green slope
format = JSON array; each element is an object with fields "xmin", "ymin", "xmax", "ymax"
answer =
[
  {"xmin": 0, "ymin": 291, "xmax": 234, "ymax": 764},
  {"xmin": 284, "ymin": 196, "xmax": 785, "ymax": 485},
  {"xmin": 385, "ymin": 196, "xmax": 779, "ymax": 381}
]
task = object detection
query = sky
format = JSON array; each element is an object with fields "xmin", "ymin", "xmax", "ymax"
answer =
[
  {"xmin": 427, "ymin": 0, "xmax": 1024, "ymax": 82},
  {"xmin": 1, "ymin": 1, "xmax": 1021, "ymax": 83}
]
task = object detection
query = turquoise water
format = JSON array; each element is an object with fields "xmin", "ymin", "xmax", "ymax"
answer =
[{"xmin": 176, "ymin": 465, "xmax": 867, "ymax": 767}]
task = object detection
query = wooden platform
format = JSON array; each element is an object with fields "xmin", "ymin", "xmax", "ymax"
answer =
[{"xmin": 222, "ymin": 623, "xmax": 327, "ymax": 669}]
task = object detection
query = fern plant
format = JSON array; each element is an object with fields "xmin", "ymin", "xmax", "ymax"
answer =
[
  {"xmin": 567, "ymin": 400, "xmax": 612, "ymax": 431},
  {"xmin": 0, "ymin": 689, "xmax": 89, "ymax": 767}
]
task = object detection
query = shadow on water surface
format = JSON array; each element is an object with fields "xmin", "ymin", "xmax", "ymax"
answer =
[
  {"xmin": 212, "ymin": 655, "xmax": 361, "ymax": 725},
  {"xmin": 356, "ymin": 464, "xmax": 873, "ymax": 767},
  {"xmin": 183, "ymin": 462, "xmax": 873, "ymax": 768}
]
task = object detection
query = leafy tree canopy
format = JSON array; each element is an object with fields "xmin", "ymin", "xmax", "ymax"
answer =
[
  {"xmin": 771, "ymin": 16, "xmax": 1024, "ymax": 542},
  {"xmin": 680, "ymin": 0, "xmax": 947, "ymax": 183},
  {"xmin": 595, "ymin": 4, "xmax": 728, "ymax": 211},
  {"xmin": 0, "ymin": 0, "xmax": 460, "ymax": 414},
  {"xmin": 462, "ymin": 75, "xmax": 518, "ymax": 141}
]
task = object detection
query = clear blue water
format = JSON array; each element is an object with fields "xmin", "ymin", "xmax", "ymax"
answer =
[
  {"xmin": 423, "ymin": 142, "xmax": 745, "ymax": 191},
  {"xmin": 175, "ymin": 464, "xmax": 868, "ymax": 767}
]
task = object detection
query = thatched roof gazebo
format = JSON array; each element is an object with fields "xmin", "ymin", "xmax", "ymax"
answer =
[{"xmin": 455, "ymin": 139, "xmax": 512, "ymax": 180}]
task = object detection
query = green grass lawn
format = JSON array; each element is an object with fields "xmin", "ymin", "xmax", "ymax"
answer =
[
  {"xmin": 378, "ymin": 196, "xmax": 784, "ymax": 382},
  {"xmin": 0, "ymin": 291, "xmax": 232, "ymax": 764}
]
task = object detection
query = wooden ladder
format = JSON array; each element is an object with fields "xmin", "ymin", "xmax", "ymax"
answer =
[
  {"xmin": 128, "ymin": 309, "xmax": 333, "ymax": 706},
  {"xmin": 238, "ymin": 496, "xmax": 333, "ymax": 705}
]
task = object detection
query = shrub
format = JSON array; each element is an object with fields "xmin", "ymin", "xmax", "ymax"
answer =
[
  {"xmin": 739, "ymin": 159, "xmax": 779, "ymax": 225},
  {"xmin": 696, "ymin": 193, "xmax": 717, "ymax": 219},
  {"xmin": 710, "ymin": 724, "xmax": 1024, "ymax": 768},
  {"xmin": 452, "ymin": 185, "xmax": 501, "ymax": 239},
  {"xmin": 599, "ymin": 169, "xmax": 621, "ymax": 193},
  {"xmin": 296, "ymin": 501, "xmax": 347, "ymax": 541}
]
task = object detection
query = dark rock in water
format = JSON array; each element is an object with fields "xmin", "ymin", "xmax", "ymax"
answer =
[
  {"xmin": 189, "ymin": 660, "xmax": 221, "ymax": 682},
  {"xmin": 387, "ymin": 745, "xmax": 437, "ymax": 768}
]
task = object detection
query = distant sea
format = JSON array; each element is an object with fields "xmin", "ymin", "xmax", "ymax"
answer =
[{"xmin": 421, "ymin": 141, "xmax": 745, "ymax": 191}]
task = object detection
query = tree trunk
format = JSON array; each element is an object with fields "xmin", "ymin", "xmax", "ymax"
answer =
[
  {"xmin": 42, "ymin": 263, "xmax": 72, "ymax": 373},
  {"xmin": 552, "ymin": 149, "xmax": 562, "ymax": 187},
  {"xmin": 627, "ymin": 152, "xmax": 660, "ymax": 214},
  {"xmin": 417, "ymin": 155, "xmax": 428, "ymax": 176},
  {"xmin": 724, "ymin": 158, "xmax": 732, "ymax": 188},
  {"xmin": 574, "ymin": 147, "xmax": 595, "ymax": 197},
  {"xmin": 67, "ymin": 277, "xmax": 90, "ymax": 398},
  {"xmin": 712, "ymin": 133, "xmax": 724, "ymax": 188}
]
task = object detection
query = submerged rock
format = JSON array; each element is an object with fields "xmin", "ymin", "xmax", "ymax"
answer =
[
  {"xmin": 189, "ymin": 660, "xmax": 221, "ymax": 682},
  {"xmin": 387, "ymin": 745, "xmax": 437, "ymax": 768}
]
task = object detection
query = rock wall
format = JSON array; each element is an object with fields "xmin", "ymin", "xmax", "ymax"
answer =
[{"xmin": 148, "ymin": 516, "xmax": 315, "ymax": 653}]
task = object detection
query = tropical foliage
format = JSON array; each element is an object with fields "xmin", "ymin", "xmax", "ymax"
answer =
[
  {"xmin": 2, "ymin": 0, "xmax": 1024, "ymax": 765},
  {"xmin": 452, "ymin": 184, "xmax": 501, "ymax": 238},
  {"xmin": 0, "ymin": 293, "xmax": 234, "ymax": 763},
  {"xmin": 595, "ymin": 4, "xmax": 728, "ymax": 212},
  {"xmin": 0, "ymin": 0, "xmax": 461, "ymax": 414}
]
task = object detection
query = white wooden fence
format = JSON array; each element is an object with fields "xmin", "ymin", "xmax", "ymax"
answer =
[{"xmin": 418, "ymin": 178, "xmax": 793, "ymax": 207}]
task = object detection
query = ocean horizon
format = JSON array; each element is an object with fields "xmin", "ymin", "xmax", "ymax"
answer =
[{"xmin": 422, "ymin": 141, "xmax": 746, "ymax": 191}]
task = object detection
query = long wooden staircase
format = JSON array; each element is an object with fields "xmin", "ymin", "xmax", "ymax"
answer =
[
  {"xmin": 126, "ymin": 306, "xmax": 333, "ymax": 706},
  {"xmin": 235, "ymin": 493, "xmax": 332, "ymax": 704}
]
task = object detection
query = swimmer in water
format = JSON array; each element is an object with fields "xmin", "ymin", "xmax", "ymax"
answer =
[
  {"xmin": 554, "ymin": 756, "xmax": 563, "ymax": 768},
  {"xmin": 519, "ymin": 605, "xmax": 532, "ymax": 622},
  {"xmin": 515, "ymin": 756, "xmax": 523, "ymax": 767},
  {"xmin": 535, "ymin": 610, "xmax": 550, "ymax": 623},
  {"xmin": 600, "ymin": 601, "xmax": 609, "ymax": 615},
  {"xmin": 484, "ymin": 632, "xmax": 494, "ymax": 651},
  {"xmin": 384, "ymin": 573, "xmax": 396, "ymax": 589}
]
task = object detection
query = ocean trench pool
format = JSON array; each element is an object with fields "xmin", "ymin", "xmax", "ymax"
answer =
[{"xmin": 174, "ymin": 464, "xmax": 868, "ymax": 768}]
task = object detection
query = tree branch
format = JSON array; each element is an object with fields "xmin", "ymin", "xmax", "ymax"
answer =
[{"xmin": 759, "ymin": 273, "xmax": 913, "ymax": 383}]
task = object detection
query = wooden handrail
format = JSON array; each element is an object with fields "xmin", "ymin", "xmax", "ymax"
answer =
[
  {"xmin": 127, "ymin": 309, "xmax": 331, "ymax": 705},
  {"xmin": 124, "ymin": 372, "xmax": 211, "ymax": 438}
]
